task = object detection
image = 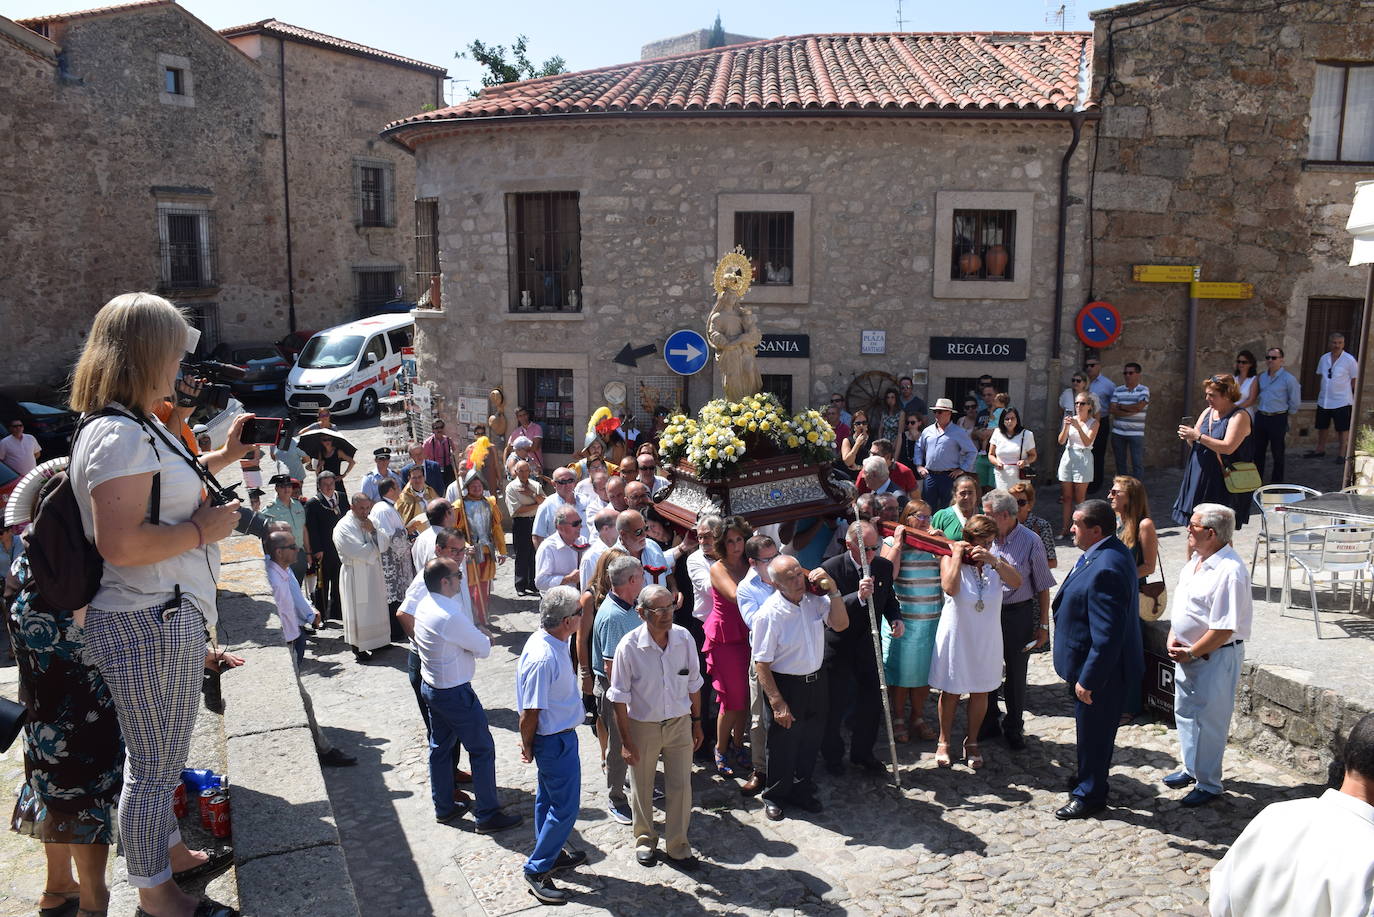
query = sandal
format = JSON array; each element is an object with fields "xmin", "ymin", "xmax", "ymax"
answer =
[
  {"xmin": 40, "ymin": 892, "xmax": 80, "ymax": 917},
  {"xmin": 934, "ymin": 742, "xmax": 952, "ymax": 768},
  {"xmin": 734, "ymin": 744, "xmax": 751, "ymax": 773},
  {"xmin": 911, "ymin": 717, "xmax": 938, "ymax": 742},
  {"xmin": 963, "ymin": 739, "xmax": 983, "ymax": 770},
  {"xmin": 713, "ymin": 748, "xmax": 736, "ymax": 779},
  {"xmin": 893, "ymin": 720, "xmax": 910, "ymax": 744}
]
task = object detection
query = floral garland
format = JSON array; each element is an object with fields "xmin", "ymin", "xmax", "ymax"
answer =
[{"xmin": 658, "ymin": 393, "xmax": 837, "ymax": 480}]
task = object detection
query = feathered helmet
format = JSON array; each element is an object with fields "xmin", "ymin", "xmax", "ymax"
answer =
[
  {"xmin": 583, "ymin": 406, "xmax": 621, "ymax": 450},
  {"xmin": 462, "ymin": 436, "xmax": 492, "ymax": 490}
]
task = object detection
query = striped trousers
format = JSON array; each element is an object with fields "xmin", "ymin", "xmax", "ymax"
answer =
[{"xmin": 83, "ymin": 597, "xmax": 205, "ymax": 887}]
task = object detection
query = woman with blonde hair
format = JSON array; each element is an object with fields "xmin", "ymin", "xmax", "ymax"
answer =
[
  {"xmin": 927, "ymin": 514, "xmax": 1021, "ymax": 770},
  {"xmin": 68, "ymin": 292, "xmax": 250, "ymax": 917},
  {"xmin": 1110, "ymin": 475, "xmax": 1157, "ymax": 721},
  {"xmin": 1172, "ymin": 373, "xmax": 1254, "ymax": 528},
  {"xmin": 1057, "ymin": 390, "xmax": 1100, "ymax": 537}
]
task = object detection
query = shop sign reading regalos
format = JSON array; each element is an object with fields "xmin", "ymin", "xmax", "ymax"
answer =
[{"xmin": 929, "ymin": 337, "xmax": 1027, "ymax": 362}]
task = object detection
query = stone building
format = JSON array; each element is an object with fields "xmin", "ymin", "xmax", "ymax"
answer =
[
  {"xmin": 1087, "ymin": 0, "xmax": 1374, "ymax": 465},
  {"xmin": 385, "ymin": 32, "xmax": 1098, "ymax": 464},
  {"xmin": 1, "ymin": 0, "xmax": 443, "ymax": 388}
]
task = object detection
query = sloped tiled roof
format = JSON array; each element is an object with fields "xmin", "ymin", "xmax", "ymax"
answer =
[
  {"xmin": 387, "ymin": 31, "xmax": 1092, "ymax": 142},
  {"xmin": 16, "ymin": 0, "xmax": 169, "ymax": 27},
  {"xmin": 219, "ymin": 18, "xmax": 446, "ymax": 75}
]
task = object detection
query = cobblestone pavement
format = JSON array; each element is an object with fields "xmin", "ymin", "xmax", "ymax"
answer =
[{"xmin": 278, "ymin": 413, "xmax": 1328, "ymax": 916}]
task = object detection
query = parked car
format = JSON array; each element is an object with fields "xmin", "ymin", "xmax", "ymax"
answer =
[
  {"xmin": 0, "ymin": 458, "xmax": 19, "ymax": 517},
  {"xmin": 0, "ymin": 392, "xmax": 78, "ymax": 459},
  {"xmin": 211, "ymin": 342, "xmax": 292, "ymax": 400},
  {"xmin": 275, "ymin": 329, "xmax": 319, "ymax": 365}
]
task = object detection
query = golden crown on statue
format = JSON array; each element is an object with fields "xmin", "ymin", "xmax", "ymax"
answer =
[{"xmin": 713, "ymin": 246, "xmax": 753, "ymax": 298}]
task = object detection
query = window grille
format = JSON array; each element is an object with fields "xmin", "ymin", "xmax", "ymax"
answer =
[
  {"xmin": 415, "ymin": 199, "xmax": 440, "ymax": 305},
  {"xmin": 506, "ymin": 192, "xmax": 582, "ymax": 312},
  {"xmin": 734, "ymin": 211, "xmax": 795, "ymax": 285},
  {"xmin": 950, "ymin": 210, "xmax": 1016, "ymax": 281}
]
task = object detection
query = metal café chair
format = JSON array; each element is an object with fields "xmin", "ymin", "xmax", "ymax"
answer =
[
  {"xmin": 1288, "ymin": 525, "xmax": 1374, "ymax": 638},
  {"xmin": 1249, "ymin": 484, "xmax": 1321, "ymax": 603}
]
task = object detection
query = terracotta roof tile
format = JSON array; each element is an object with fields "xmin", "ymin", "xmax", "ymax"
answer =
[
  {"xmin": 16, "ymin": 0, "xmax": 169, "ymax": 27},
  {"xmin": 218, "ymin": 18, "xmax": 445, "ymax": 75},
  {"xmin": 387, "ymin": 30, "xmax": 1091, "ymax": 137}
]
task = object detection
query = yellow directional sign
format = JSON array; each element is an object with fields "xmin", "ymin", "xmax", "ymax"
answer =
[
  {"xmin": 1132, "ymin": 265, "xmax": 1200, "ymax": 283},
  {"xmin": 1190, "ymin": 282, "xmax": 1254, "ymax": 300}
]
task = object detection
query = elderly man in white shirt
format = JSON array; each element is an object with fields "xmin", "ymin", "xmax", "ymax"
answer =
[
  {"xmin": 1208, "ymin": 712, "xmax": 1374, "ymax": 917},
  {"xmin": 612, "ymin": 509, "xmax": 674, "ymax": 592},
  {"xmin": 535, "ymin": 504, "xmax": 587, "ymax": 594},
  {"xmin": 735, "ymin": 534, "xmax": 781, "ymax": 796},
  {"xmin": 414, "ymin": 556, "xmax": 523, "ymax": 833},
  {"xmin": 609, "ymin": 584, "xmax": 704, "ymax": 870},
  {"xmin": 751, "ymin": 555, "xmax": 848, "ymax": 822},
  {"xmin": 411, "ymin": 499, "xmax": 455, "ymax": 572},
  {"xmin": 1164, "ymin": 502, "xmax": 1254, "ymax": 807},
  {"xmin": 265, "ymin": 530, "xmax": 355, "ymax": 767},
  {"xmin": 532, "ymin": 468, "xmax": 591, "ymax": 548}
]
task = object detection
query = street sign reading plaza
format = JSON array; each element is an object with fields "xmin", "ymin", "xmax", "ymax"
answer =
[
  {"xmin": 663, "ymin": 328, "xmax": 710, "ymax": 375},
  {"xmin": 1189, "ymin": 281, "xmax": 1254, "ymax": 299},
  {"xmin": 1132, "ymin": 264, "xmax": 1201, "ymax": 283}
]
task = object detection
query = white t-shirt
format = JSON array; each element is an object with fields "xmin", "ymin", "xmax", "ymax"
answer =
[
  {"xmin": 0, "ymin": 432, "xmax": 40, "ymax": 475},
  {"xmin": 70, "ymin": 407, "xmax": 219, "ymax": 624},
  {"xmin": 989, "ymin": 428, "xmax": 1035, "ymax": 466},
  {"xmin": 1316, "ymin": 351, "xmax": 1358, "ymax": 409}
]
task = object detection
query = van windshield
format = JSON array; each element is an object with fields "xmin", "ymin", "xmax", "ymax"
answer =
[{"xmin": 297, "ymin": 334, "xmax": 363, "ymax": 370}]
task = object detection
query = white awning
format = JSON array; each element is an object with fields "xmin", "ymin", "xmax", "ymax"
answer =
[{"xmin": 1349, "ymin": 180, "xmax": 1374, "ymax": 266}]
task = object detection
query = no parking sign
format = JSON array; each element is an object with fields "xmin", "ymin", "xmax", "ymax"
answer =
[{"xmin": 1075, "ymin": 301, "xmax": 1122, "ymax": 349}]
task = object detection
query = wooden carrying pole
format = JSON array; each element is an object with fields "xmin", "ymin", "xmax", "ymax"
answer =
[{"xmin": 851, "ymin": 508, "xmax": 901, "ymax": 790}]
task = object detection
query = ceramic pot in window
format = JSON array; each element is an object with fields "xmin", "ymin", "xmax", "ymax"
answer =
[
  {"xmin": 985, "ymin": 244, "xmax": 1009, "ymax": 278},
  {"xmin": 958, "ymin": 251, "xmax": 982, "ymax": 277}
]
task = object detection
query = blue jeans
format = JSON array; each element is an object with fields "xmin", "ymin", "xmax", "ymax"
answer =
[
  {"xmin": 1174, "ymin": 642, "xmax": 1243, "ymax": 795},
  {"xmin": 1111, "ymin": 433, "xmax": 1144, "ymax": 480},
  {"xmin": 921, "ymin": 472, "xmax": 954, "ymax": 515},
  {"xmin": 421, "ymin": 682, "xmax": 499, "ymax": 822},
  {"xmin": 291, "ymin": 632, "xmax": 306, "ymax": 664},
  {"xmin": 408, "ymin": 650, "xmax": 431, "ymax": 740},
  {"xmin": 525, "ymin": 730, "xmax": 580, "ymax": 876}
]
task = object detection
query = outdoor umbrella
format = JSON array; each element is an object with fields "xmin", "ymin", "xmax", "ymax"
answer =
[{"xmin": 297, "ymin": 428, "xmax": 358, "ymax": 461}]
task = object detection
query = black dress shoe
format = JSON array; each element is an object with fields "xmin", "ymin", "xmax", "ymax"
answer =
[
  {"xmin": 1055, "ymin": 797, "xmax": 1106, "ymax": 820},
  {"xmin": 1005, "ymin": 733, "xmax": 1026, "ymax": 752},
  {"xmin": 636, "ymin": 848, "xmax": 657, "ymax": 866},
  {"xmin": 551, "ymin": 847, "xmax": 587, "ymax": 873},
  {"xmin": 1162, "ymin": 770, "xmax": 1196, "ymax": 789},
  {"xmin": 790, "ymin": 794, "xmax": 824, "ymax": 814},
  {"xmin": 1180, "ymin": 788, "xmax": 1221, "ymax": 807},
  {"xmin": 853, "ymin": 758, "xmax": 888, "ymax": 775},
  {"xmin": 318, "ymin": 747, "xmax": 357, "ymax": 767},
  {"xmin": 764, "ymin": 802, "xmax": 784, "ymax": 821},
  {"xmin": 172, "ymin": 847, "xmax": 235, "ymax": 883},
  {"xmin": 662, "ymin": 853, "xmax": 700, "ymax": 871}
]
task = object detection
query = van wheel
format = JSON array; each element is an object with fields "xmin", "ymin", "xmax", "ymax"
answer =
[{"xmin": 359, "ymin": 389, "xmax": 379, "ymax": 419}]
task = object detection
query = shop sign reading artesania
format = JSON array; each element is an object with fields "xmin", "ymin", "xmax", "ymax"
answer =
[
  {"xmin": 929, "ymin": 337, "xmax": 1027, "ymax": 362},
  {"xmin": 755, "ymin": 334, "xmax": 810, "ymax": 358}
]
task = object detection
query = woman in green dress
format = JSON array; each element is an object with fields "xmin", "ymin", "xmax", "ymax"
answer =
[
  {"xmin": 931, "ymin": 474, "xmax": 980, "ymax": 541},
  {"xmin": 879, "ymin": 499, "xmax": 948, "ymax": 742}
]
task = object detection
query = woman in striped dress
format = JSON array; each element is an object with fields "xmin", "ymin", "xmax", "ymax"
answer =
[{"xmin": 879, "ymin": 499, "xmax": 947, "ymax": 743}]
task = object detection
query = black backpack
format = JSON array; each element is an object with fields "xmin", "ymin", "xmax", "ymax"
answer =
[{"xmin": 23, "ymin": 407, "xmax": 159, "ymax": 611}]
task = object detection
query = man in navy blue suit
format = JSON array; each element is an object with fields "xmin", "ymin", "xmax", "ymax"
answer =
[{"xmin": 1051, "ymin": 499, "xmax": 1142, "ymax": 819}]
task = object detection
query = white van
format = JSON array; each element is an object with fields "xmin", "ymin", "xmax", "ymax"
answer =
[{"xmin": 285, "ymin": 312, "xmax": 413, "ymax": 419}]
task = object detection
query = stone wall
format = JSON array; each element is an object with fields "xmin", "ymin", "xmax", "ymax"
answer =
[
  {"xmin": 227, "ymin": 32, "xmax": 442, "ymax": 333},
  {"xmin": 410, "ymin": 116, "xmax": 1093, "ymax": 462},
  {"xmin": 1232, "ymin": 661, "xmax": 1370, "ymax": 781},
  {"xmin": 1089, "ymin": 0, "xmax": 1374, "ymax": 466},
  {"xmin": 1, "ymin": 5, "xmax": 282, "ymax": 385},
  {"xmin": 640, "ymin": 29, "xmax": 764, "ymax": 59}
]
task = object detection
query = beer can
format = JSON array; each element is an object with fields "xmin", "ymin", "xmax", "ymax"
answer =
[
  {"xmin": 208, "ymin": 793, "xmax": 231, "ymax": 839},
  {"xmin": 173, "ymin": 782, "xmax": 187, "ymax": 819},
  {"xmin": 198, "ymin": 788, "xmax": 217, "ymax": 829}
]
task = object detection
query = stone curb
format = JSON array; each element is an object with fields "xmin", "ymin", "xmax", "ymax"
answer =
[{"xmin": 218, "ymin": 547, "xmax": 361, "ymax": 917}]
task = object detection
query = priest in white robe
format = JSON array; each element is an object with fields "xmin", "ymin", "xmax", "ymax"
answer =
[{"xmin": 334, "ymin": 492, "xmax": 391, "ymax": 658}]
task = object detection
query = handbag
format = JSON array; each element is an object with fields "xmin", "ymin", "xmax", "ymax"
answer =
[
  {"xmin": 1139, "ymin": 551, "xmax": 1168, "ymax": 622},
  {"xmin": 1209, "ymin": 411, "xmax": 1261, "ymax": 494},
  {"xmin": 0, "ymin": 695, "xmax": 27, "ymax": 753}
]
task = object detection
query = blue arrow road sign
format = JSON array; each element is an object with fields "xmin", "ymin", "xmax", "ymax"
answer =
[{"xmin": 663, "ymin": 329, "xmax": 710, "ymax": 375}]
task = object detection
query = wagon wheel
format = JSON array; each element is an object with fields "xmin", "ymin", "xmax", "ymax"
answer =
[{"xmin": 844, "ymin": 370, "xmax": 898, "ymax": 419}]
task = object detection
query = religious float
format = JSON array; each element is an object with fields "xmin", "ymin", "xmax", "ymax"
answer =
[{"xmin": 653, "ymin": 251, "xmax": 852, "ymax": 528}]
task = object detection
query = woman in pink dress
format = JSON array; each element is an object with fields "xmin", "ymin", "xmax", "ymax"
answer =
[{"xmin": 704, "ymin": 515, "xmax": 754, "ymax": 778}]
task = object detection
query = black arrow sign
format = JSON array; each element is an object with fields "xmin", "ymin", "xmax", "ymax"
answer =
[{"xmin": 613, "ymin": 342, "xmax": 656, "ymax": 367}]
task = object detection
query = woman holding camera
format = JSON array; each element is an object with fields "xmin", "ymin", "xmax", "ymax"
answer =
[{"xmin": 69, "ymin": 292, "xmax": 251, "ymax": 917}]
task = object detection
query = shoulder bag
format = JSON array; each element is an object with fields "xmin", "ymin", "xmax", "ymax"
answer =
[
  {"xmin": 1139, "ymin": 549, "xmax": 1168, "ymax": 622},
  {"xmin": 1016, "ymin": 430, "xmax": 1037, "ymax": 479},
  {"xmin": 1214, "ymin": 413, "xmax": 1261, "ymax": 493}
]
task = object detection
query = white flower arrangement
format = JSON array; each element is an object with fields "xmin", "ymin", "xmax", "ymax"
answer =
[{"xmin": 657, "ymin": 393, "xmax": 837, "ymax": 480}]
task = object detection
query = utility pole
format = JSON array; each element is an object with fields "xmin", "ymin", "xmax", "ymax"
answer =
[{"xmin": 895, "ymin": 0, "xmax": 905, "ymax": 31}]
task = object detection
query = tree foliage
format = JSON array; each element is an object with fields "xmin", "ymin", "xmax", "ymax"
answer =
[
  {"xmin": 707, "ymin": 14, "xmax": 726, "ymax": 49},
  {"xmin": 458, "ymin": 35, "xmax": 567, "ymax": 96}
]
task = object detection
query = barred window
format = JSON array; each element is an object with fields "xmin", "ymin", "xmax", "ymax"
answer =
[
  {"xmin": 734, "ymin": 211, "xmax": 794, "ymax": 285},
  {"xmin": 354, "ymin": 268, "xmax": 401, "ymax": 315},
  {"xmin": 507, "ymin": 192, "xmax": 582, "ymax": 312},
  {"xmin": 157, "ymin": 205, "xmax": 216, "ymax": 291},
  {"xmin": 950, "ymin": 209, "xmax": 1016, "ymax": 281},
  {"xmin": 354, "ymin": 159, "xmax": 394, "ymax": 227},
  {"xmin": 415, "ymin": 199, "xmax": 440, "ymax": 306}
]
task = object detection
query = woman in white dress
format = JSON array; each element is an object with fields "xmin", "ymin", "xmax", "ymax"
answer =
[
  {"xmin": 927, "ymin": 514, "xmax": 1022, "ymax": 770},
  {"xmin": 1056, "ymin": 394, "xmax": 1100, "ymax": 538},
  {"xmin": 988, "ymin": 407, "xmax": 1037, "ymax": 492}
]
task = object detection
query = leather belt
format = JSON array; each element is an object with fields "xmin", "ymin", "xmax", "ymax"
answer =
[
  {"xmin": 1200, "ymin": 639, "xmax": 1243, "ymax": 661},
  {"xmin": 777, "ymin": 670, "xmax": 822, "ymax": 683},
  {"xmin": 1258, "ymin": 411, "xmax": 1288, "ymax": 416}
]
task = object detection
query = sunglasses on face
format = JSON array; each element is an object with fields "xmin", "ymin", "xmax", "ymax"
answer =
[
  {"xmin": 1124, "ymin": 370, "xmax": 1139, "ymax": 375},
  {"xmin": 906, "ymin": 418, "xmax": 920, "ymax": 425},
  {"xmin": 910, "ymin": 513, "xmax": 931, "ymax": 521},
  {"xmin": 1076, "ymin": 401, "xmax": 1090, "ymax": 406},
  {"xmin": 854, "ymin": 421, "xmax": 868, "ymax": 427},
  {"xmin": 753, "ymin": 554, "xmax": 779, "ymax": 565},
  {"xmin": 831, "ymin": 397, "xmax": 844, "ymax": 403},
  {"xmin": 1015, "ymin": 499, "xmax": 1028, "ymax": 507},
  {"xmin": 559, "ymin": 518, "xmax": 582, "ymax": 526},
  {"xmin": 1266, "ymin": 355, "xmax": 1281, "ymax": 360}
]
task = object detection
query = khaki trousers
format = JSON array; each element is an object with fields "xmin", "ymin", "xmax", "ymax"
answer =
[
  {"xmin": 626, "ymin": 714, "xmax": 694, "ymax": 858},
  {"xmin": 748, "ymin": 663, "xmax": 768, "ymax": 771}
]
